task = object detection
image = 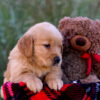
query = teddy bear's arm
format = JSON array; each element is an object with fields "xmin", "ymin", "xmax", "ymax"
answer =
[{"xmin": 93, "ymin": 61, "xmax": 100, "ymax": 79}]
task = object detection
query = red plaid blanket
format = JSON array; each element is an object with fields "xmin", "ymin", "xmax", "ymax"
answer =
[{"xmin": 2, "ymin": 82, "xmax": 100, "ymax": 100}]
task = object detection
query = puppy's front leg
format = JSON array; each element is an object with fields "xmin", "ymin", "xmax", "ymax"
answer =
[
  {"xmin": 45, "ymin": 67, "xmax": 63, "ymax": 90},
  {"xmin": 10, "ymin": 73, "xmax": 43, "ymax": 93}
]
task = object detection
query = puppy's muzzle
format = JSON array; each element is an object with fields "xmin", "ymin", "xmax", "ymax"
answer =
[{"xmin": 53, "ymin": 56, "xmax": 60, "ymax": 65}]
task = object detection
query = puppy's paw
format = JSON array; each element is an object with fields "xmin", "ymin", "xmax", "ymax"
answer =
[
  {"xmin": 26, "ymin": 78, "xmax": 43, "ymax": 93},
  {"xmin": 0, "ymin": 86, "xmax": 4, "ymax": 98},
  {"xmin": 47, "ymin": 79, "xmax": 63, "ymax": 90}
]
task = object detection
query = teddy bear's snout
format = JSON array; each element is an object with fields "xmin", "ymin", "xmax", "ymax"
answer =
[
  {"xmin": 70, "ymin": 35, "xmax": 91, "ymax": 51},
  {"xmin": 76, "ymin": 38, "xmax": 86, "ymax": 46}
]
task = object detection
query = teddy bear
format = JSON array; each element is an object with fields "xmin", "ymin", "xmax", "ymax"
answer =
[{"xmin": 58, "ymin": 17, "xmax": 100, "ymax": 83}]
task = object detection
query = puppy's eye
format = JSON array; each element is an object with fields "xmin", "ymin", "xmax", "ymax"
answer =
[{"xmin": 44, "ymin": 44, "xmax": 50, "ymax": 48}]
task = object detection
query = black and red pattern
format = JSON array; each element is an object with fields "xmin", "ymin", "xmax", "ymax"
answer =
[{"xmin": 2, "ymin": 82, "xmax": 100, "ymax": 100}]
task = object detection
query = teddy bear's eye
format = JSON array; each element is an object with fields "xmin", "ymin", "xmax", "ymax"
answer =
[
  {"xmin": 86, "ymin": 34, "xmax": 88, "ymax": 37},
  {"xmin": 75, "ymin": 33, "xmax": 78, "ymax": 35},
  {"xmin": 44, "ymin": 44, "xmax": 50, "ymax": 48}
]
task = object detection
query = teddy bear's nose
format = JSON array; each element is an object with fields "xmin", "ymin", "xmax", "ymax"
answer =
[
  {"xmin": 76, "ymin": 38, "xmax": 86, "ymax": 46},
  {"xmin": 70, "ymin": 35, "xmax": 91, "ymax": 51}
]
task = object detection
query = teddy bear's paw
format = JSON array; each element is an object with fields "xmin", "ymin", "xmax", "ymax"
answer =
[
  {"xmin": 80, "ymin": 74, "xmax": 100, "ymax": 83},
  {"xmin": 47, "ymin": 79, "xmax": 63, "ymax": 90}
]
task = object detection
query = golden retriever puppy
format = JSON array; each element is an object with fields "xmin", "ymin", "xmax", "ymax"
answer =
[{"xmin": 1, "ymin": 22, "xmax": 63, "ymax": 96}]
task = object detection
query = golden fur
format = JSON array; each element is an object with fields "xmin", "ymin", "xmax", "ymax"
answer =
[{"xmin": 1, "ymin": 22, "xmax": 63, "ymax": 98}]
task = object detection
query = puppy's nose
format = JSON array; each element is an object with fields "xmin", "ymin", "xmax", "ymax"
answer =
[
  {"xmin": 76, "ymin": 38, "xmax": 86, "ymax": 46},
  {"xmin": 53, "ymin": 56, "xmax": 60, "ymax": 65}
]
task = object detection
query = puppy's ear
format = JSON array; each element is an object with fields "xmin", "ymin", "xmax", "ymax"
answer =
[{"xmin": 18, "ymin": 35, "xmax": 33, "ymax": 57}]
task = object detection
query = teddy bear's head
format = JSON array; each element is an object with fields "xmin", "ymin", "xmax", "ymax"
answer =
[
  {"xmin": 59, "ymin": 17, "xmax": 100, "ymax": 54},
  {"xmin": 59, "ymin": 17, "xmax": 100, "ymax": 83}
]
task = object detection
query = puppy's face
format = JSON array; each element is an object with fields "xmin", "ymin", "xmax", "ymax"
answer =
[{"xmin": 18, "ymin": 22, "xmax": 63, "ymax": 68}]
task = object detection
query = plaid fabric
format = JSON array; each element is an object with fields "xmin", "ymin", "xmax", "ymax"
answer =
[{"xmin": 2, "ymin": 81, "xmax": 100, "ymax": 100}]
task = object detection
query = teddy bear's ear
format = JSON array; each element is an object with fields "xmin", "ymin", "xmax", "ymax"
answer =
[
  {"xmin": 88, "ymin": 20, "xmax": 100, "ymax": 54},
  {"xmin": 95, "ymin": 20, "xmax": 100, "ymax": 27},
  {"xmin": 58, "ymin": 17, "xmax": 71, "ymax": 31}
]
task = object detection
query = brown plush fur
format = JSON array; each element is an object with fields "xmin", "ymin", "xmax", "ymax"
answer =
[
  {"xmin": 59, "ymin": 17, "xmax": 100, "ymax": 83},
  {"xmin": 1, "ymin": 22, "xmax": 63, "ymax": 98}
]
